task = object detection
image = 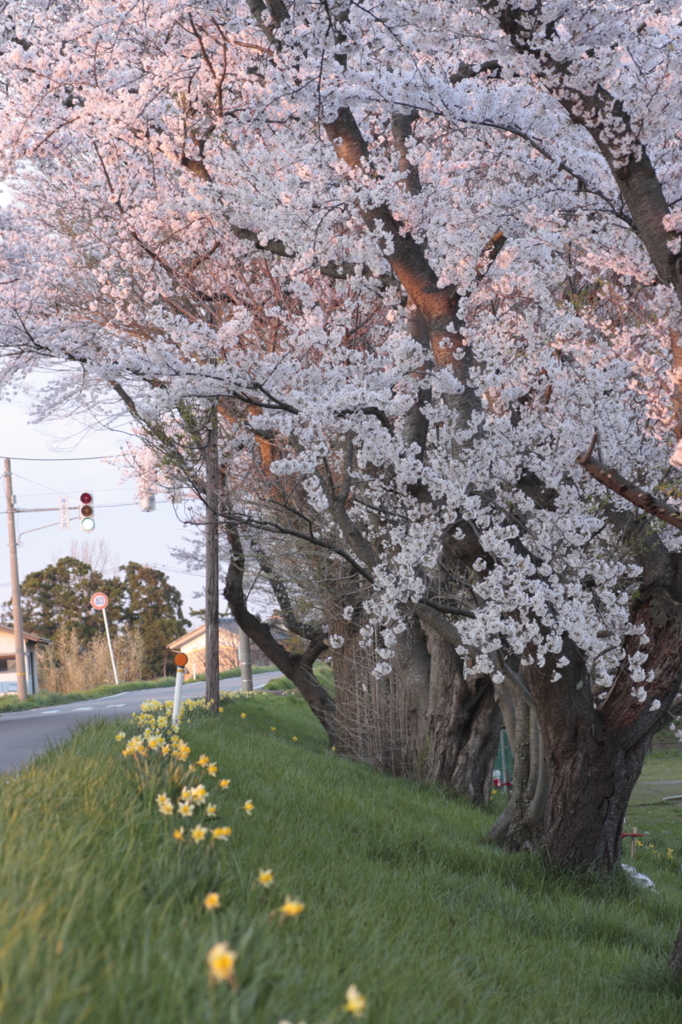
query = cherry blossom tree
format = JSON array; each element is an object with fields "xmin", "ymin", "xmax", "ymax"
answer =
[{"xmin": 2, "ymin": 0, "xmax": 682, "ymax": 868}]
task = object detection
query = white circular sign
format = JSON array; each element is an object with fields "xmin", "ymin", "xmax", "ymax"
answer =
[{"xmin": 90, "ymin": 592, "xmax": 109, "ymax": 610}]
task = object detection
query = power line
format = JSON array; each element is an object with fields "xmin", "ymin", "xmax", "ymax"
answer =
[{"xmin": 0, "ymin": 454, "xmax": 117, "ymax": 462}]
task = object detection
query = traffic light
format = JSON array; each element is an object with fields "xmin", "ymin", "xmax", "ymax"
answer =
[{"xmin": 79, "ymin": 491, "xmax": 95, "ymax": 532}]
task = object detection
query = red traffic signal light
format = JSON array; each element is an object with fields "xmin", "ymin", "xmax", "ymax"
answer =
[{"xmin": 79, "ymin": 491, "xmax": 95, "ymax": 531}]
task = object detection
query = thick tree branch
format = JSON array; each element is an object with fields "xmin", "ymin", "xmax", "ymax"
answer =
[
  {"xmin": 225, "ymin": 526, "xmax": 336, "ymax": 740},
  {"xmin": 577, "ymin": 435, "xmax": 682, "ymax": 533}
]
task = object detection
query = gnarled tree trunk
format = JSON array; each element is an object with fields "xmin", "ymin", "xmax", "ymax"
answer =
[{"xmin": 491, "ymin": 583, "xmax": 682, "ymax": 869}]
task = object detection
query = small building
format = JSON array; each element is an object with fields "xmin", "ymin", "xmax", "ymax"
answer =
[
  {"xmin": 0, "ymin": 625, "xmax": 50, "ymax": 695},
  {"xmin": 166, "ymin": 617, "xmax": 269, "ymax": 679}
]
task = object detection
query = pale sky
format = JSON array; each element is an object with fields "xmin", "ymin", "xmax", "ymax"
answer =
[{"xmin": 0, "ymin": 381, "xmax": 207, "ymax": 628}]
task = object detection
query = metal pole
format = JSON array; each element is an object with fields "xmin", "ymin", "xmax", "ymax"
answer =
[
  {"xmin": 4, "ymin": 459, "xmax": 27, "ymax": 700},
  {"xmin": 101, "ymin": 607, "xmax": 119, "ymax": 686},
  {"xmin": 172, "ymin": 664, "xmax": 185, "ymax": 724},
  {"xmin": 239, "ymin": 627, "xmax": 253, "ymax": 692},
  {"xmin": 500, "ymin": 729, "xmax": 508, "ymax": 787},
  {"xmin": 205, "ymin": 421, "xmax": 220, "ymax": 712}
]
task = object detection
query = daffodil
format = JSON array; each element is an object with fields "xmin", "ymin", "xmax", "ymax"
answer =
[
  {"xmin": 207, "ymin": 941, "xmax": 237, "ymax": 986},
  {"xmin": 219, "ymin": 779, "xmax": 231, "ymax": 789},
  {"xmin": 258, "ymin": 868, "xmax": 274, "ymax": 888},
  {"xmin": 190, "ymin": 784, "xmax": 208, "ymax": 805},
  {"xmin": 212, "ymin": 826, "xmax": 232, "ymax": 841},
  {"xmin": 242, "ymin": 800, "xmax": 254, "ymax": 816},
  {"xmin": 204, "ymin": 892, "xmax": 222, "ymax": 911},
  {"xmin": 279, "ymin": 896, "xmax": 305, "ymax": 918},
  {"xmin": 191, "ymin": 825, "xmax": 208, "ymax": 844},
  {"xmin": 177, "ymin": 800, "xmax": 195, "ymax": 818},
  {"xmin": 115, "ymin": 732, "xmax": 126, "ymax": 742},
  {"xmin": 240, "ymin": 713, "xmax": 247, "ymax": 719},
  {"xmin": 173, "ymin": 827, "xmax": 185, "ymax": 841},
  {"xmin": 270, "ymin": 727, "xmax": 276, "ymax": 732},
  {"xmin": 197, "ymin": 754, "xmax": 210, "ymax": 767},
  {"xmin": 343, "ymin": 984, "xmax": 367, "ymax": 1017},
  {"xmin": 156, "ymin": 793, "xmax": 174, "ymax": 816},
  {"xmin": 292, "ymin": 737, "xmax": 298, "ymax": 742},
  {"xmin": 207, "ymin": 762, "xmax": 218, "ymax": 776},
  {"xmin": 122, "ymin": 735, "xmax": 146, "ymax": 757},
  {"xmin": 206, "ymin": 803, "xmax": 217, "ymax": 818}
]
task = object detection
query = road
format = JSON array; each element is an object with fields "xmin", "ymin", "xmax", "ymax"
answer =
[{"xmin": 0, "ymin": 672, "xmax": 283, "ymax": 775}]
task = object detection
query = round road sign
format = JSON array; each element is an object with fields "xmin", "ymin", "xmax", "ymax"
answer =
[
  {"xmin": 90, "ymin": 592, "xmax": 109, "ymax": 610},
  {"xmin": 174, "ymin": 653, "xmax": 189, "ymax": 668}
]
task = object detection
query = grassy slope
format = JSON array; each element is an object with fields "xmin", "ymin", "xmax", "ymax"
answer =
[
  {"xmin": 1, "ymin": 696, "xmax": 682, "ymax": 1024},
  {"xmin": 0, "ymin": 665, "xmax": 276, "ymax": 713}
]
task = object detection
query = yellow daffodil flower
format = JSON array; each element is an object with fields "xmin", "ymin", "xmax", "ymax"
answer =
[
  {"xmin": 122, "ymin": 736, "xmax": 146, "ymax": 758},
  {"xmin": 668, "ymin": 848, "xmax": 674, "ymax": 859},
  {"xmin": 173, "ymin": 827, "xmax": 185, "ymax": 841},
  {"xmin": 161, "ymin": 744, "xmax": 171, "ymax": 756},
  {"xmin": 258, "ymin": 869, "xmax": 274, "ymax": 888},
  {"xmin": 207, "ymin": 763, "xmax": 218, "ymax": 776},
  {"xmin": 292, "ymin": 737, "xmax": 298, "ymax": 742},
  {"xmin": 240, "ymin": 713, "xmax": 247, "ymax": 719},
  {"xmin": 197, "ymin": 754, "xmax": 210, "ymax": 767},
  {"xmin": 279, "ymin": 896, "xmax": 305, "ymax": 918},
  {"xmin": 191, "ymin": 825, "xmax": 208, "ymax": 844},
  {"xmin": 242, "ymin": 800, "xmax": 254, "ymax": 816},
  {"xmin": 156, "ymin": 793, "xmax": 174, "ymax": 816},
  {"xmin": 114, "ymin": 732, "xmax": 126, "ymax": 742},
  {"xmin": 203, "ymin": 892, "xmax": 221, "ymax": 911},
  {"xmin": 190, "ymin": 784, "xmax": 208, "ymax": 805},
  {"xmin": 343, "ymin": 984, "xmax": 367, "ymax": 1017},
  {"xmin": 207, "ymin": 941, "xmax": 237, "ymax": 986},
  {"xmin": 270, "ymin": 727, "xmax": 276, "ymax": 732},
  {"xmin": 177, "ymin": 801, "xmax": 195, "ymax": 818},
  {"xmin": 212, "ymin": 826, "xmax": 232, "ymax": 841},
  {"xmin": 219, "ymin": 779, "xmax": 231, "ymax": 789},
  {"xmin": 206, "ymin": 804, "xmax": 217, "ymax": 818}
]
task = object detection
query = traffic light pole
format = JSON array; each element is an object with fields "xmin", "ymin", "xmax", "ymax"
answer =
[{"xmin": 3, "ymin": 459, "xmax": 27, "ymax": 701}]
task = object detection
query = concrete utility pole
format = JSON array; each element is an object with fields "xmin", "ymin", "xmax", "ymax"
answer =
[
  {"xmin": 204, "ymin": 422, "xmax": 220, "ymax": 712},
  {"xmin": 239, "ymin": 627, "xmax": 253, "ymax": 692},
  {"xmin": 4, "ymin": 459, "xmax": 27, "ymax": 700}
]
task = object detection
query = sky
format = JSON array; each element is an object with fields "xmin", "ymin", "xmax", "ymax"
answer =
[{"xmin": 0, "ymin": 378, "xmax": 207, "ymax": 630}]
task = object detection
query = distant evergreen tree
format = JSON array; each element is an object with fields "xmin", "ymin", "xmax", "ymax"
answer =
[{"xmin": 119, "ymin": 562, "xmax": 189, "ymax": 678}]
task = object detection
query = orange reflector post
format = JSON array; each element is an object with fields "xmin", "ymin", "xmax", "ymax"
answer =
[{"xmin": 174, "ymin": 653, "xmax": 189, "ymax": 668}]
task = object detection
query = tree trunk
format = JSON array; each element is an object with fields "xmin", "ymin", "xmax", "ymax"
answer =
[
  {"xmin": 491, "ymin": 585, "xmax": 682, "ymax": 869},
  {"xmin": 424, "ymin": 628, "xmax": 501, "ymax": 803}
]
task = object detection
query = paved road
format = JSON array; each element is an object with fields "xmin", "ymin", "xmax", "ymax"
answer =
[{"xmin": 0, "ymin": 672, "xmax": 283, "ymax": 775}]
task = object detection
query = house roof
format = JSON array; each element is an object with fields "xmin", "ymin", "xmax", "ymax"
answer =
[{"xmin": 0, "ymin": 624, "xmax": 50, "ymax": 645}]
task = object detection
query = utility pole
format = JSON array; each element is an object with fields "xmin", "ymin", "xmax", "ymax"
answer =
[
  {"xmin": 4, "ymin": 459, "xmax": 27, "ymax": 700},
  {"xmin": 239, "ymin": 627, "xmax": 253, "ymax": 692},
  {"xmin": 205, "ymin": 421, "xmax": 220, "ymax": 713}
]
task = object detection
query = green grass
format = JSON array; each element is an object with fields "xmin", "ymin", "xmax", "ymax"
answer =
[
  {"xmin": 624, "ymin": 747, "xmax": 682, "ymax": 871},
  {"xmin": 263, "ymin": 665, "xmax": 334, "ymax": 692},
  {"xmin": 0, "ymin": 665, "xmax": 277, "ymax": 713},
  {"xmin": 2, "ymin": 697, "xmax": 682, "ymax": 1023}
]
